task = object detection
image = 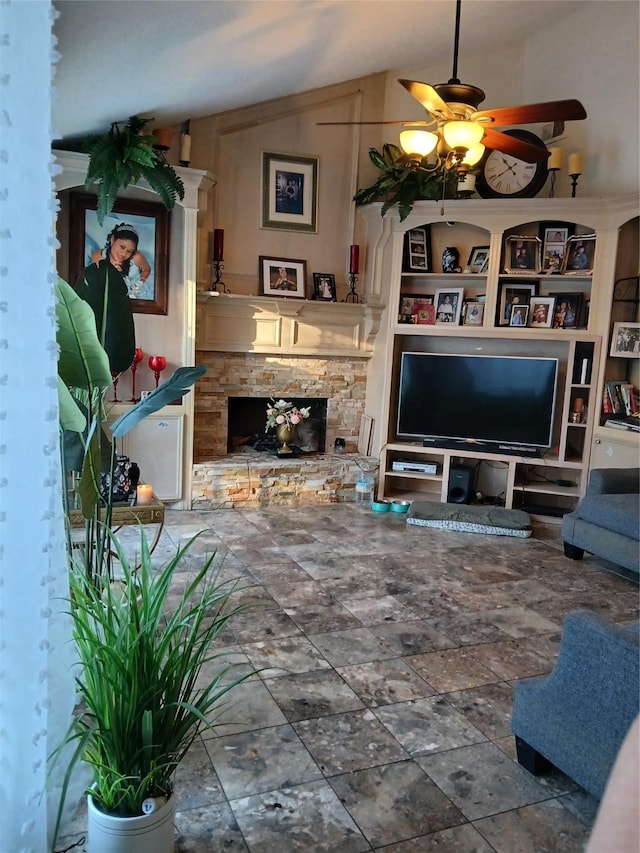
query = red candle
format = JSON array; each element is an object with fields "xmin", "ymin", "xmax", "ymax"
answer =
[
  {"xmin": 213, "ymin": 229, "xmax": 224, "ymax": 261},
  {"xmin": 349, "ymin": 244, "xmax": 359, "ymax": 274}
]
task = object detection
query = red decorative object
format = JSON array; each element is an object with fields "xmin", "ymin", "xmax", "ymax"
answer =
[
  {"xmin": 148, "ymin": 355, "xmax": 167, "ymax": 388},
  {"xmin": 129, "ymin": 348, "xmax": 144, "ymax": 402},
  {"xmin": 213, "ymin": 229, "xmax": 224, "ymax": 261},
  {"xmin": 349, "ymin": 244, "xmax": 360, "ymax": 274}
]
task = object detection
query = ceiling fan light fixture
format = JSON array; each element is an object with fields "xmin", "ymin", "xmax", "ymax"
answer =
[
  {"xmin": 442, "ymin": 120, "xmax": 484, "ymax": 150},
  {"xmin": 461, "ymin": 141, "xmax": 485, "ymax": 167},
  {"xmin": 399, "ymin": 130, "xmax": 438, "ymax": 157}
]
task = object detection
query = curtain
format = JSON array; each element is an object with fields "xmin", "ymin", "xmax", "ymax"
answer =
[{"xmin": 0, "ymin": 2, "xmax": 79, "ymax": 849}]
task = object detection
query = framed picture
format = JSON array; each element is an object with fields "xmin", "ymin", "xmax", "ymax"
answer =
[
  {"xmin": 549, "ymin": 292, "xmax": 583, "ymax": 329},
  {"xmin": 357, "ymin": 415, "xmax": 374, "ymax": 455},
  {"xmin": 498, "ymin": 281, "xmax": 538, "ymax": 326},
  {"xmin": 398, "ymin": 295, "xmax": 435, "ymax": 324},
  {"xmin": 403, "ymin": 227, "xmax": 431, "ymax": 272},
  {"xmin": 504, "ymin": 235, "xmax": 541, "ymax": 274},
  {"xmin": 529, "ymin": 296, "xmax": 556, "ymax": 328},
  {"xmin": 539, "ymin": 222, "xmax": 574, "ymax": 273},
  {"xmin": 261, "ymin": 152, "xmax": 318, "ymax": 233},
  {"xmin": 260, "ymin": 256, "xmax": 306, "ymax": 298},
  {"xmin": 610, "ymin": 322, "xmax": 640, "ymax": 357},
  {"xmin": 466, "ymin": 245, "xmax": 490, "ymax": 274},
  {"xmin": 434, "ymin": 288, "xmax": 464, "ymax": 325},
  {"xmin": 509, "ymin": 304, "xmax": 529, "ymax": 327},
  {"xmin": 463, "ymin": 301, "xmax": 485, "ymax": 326},
  {"xmin": 563, "ymin": 234, "xmax": 596, "ymax": 275},
  {"xmin": 312, "ymin": 273, "xmax": 337, "ymax": 301},
  {"xmin": 69, "ymin": 192, "xmax": 169, "ymax": 315}
]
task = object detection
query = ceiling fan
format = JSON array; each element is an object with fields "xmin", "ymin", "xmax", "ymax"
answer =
[{"xmin": 319, "ymin": 0, "xmax": 587, "ymax": 167}]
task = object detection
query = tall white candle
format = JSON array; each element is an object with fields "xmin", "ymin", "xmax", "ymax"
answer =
[
  {"xmin": 180, "ymin": 133, "xmax": 191, "ymax": 163},
  {"xmin": 547, "ymin": 147, "xmax": 563, "ymax": 171},
  {"xmin": 568, "ymin": 152, "xmax": 583, "ymax": 175},
  {"xmin": 137, "ymin": 484, "xmax": 153, "ymax": 505},
  {"xmin": 458, "ymin": 173, "xmax": 476, "ymax": 192}
]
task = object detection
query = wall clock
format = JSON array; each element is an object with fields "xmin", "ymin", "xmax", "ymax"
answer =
[{"xmin": 475, "ymin": 129, "xmax": 549, "ymax": 199}]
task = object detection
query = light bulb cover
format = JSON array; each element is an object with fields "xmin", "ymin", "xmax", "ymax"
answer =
[
  {"xmin": 442, "ymin": 120, "xmax": 484, "ymax": 150},
  {"xmin": 399, "ymin": 130, "xmax": 438, "ymax": 157},
  {"xmin": 461, "ymin": 142, "xmax": 485, "ymax": 167}
]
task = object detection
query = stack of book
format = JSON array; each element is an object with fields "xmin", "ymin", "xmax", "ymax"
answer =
[{"xmin": 602, "ymin": 380, "xmax": 638, "ymax": 417}]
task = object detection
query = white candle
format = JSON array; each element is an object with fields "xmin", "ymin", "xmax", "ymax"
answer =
[
  {"xmin": 568, "ymin": 151, "xmax": 583, "ymax": 175},
  {"xmin": 180, "ymin": 133, "xmax": 191, "ymax": 163},
  {"xmin": 547, "ymin": 147, "xmax": 563, "ymax": 171},
  {"xmin": 458, "ymin": 173, "xmax": 476, "ymax": 192},
  {"xmin": 137, "ymin": 484, "xmax": 153, "ymax": 505}
]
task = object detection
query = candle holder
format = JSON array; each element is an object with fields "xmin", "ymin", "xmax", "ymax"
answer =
[
  {"xmin": 343, "ymin": 272, "xmax": 360, "ymax": 304},
  {"xmin": 148, "ymin": 355, "xmax": 167, "ymax": 388},
  {"xmin": 208, "ymin": 260, "xmax": 229, "ymax": 294},
  {"xmin": 548, "ymin": 169, "xmax": 559, "ymax": 198},
  {"xmin": 110, "ymin": 371, "xmax": 121, "ymax": 402},
  {"xmin": 570, "ymin": 172, "xmax": 581, "ymax": 198},
  {"xmin": 129, "ymin": 348, "xmax": 143, "ymax": 402}
]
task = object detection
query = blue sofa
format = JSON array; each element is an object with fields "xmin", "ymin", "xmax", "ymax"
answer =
[
  {"xmin": 561, "ymin": 468, "xmax": 640, "ymax": 574},
  {"xmin": 511, "ymin": 609, "xmax": 640, "ymax": 799}
]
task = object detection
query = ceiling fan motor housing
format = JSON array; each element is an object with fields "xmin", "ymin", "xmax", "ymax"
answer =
[{"xmin": 434, "ymin": 82, "xmax": 486, "ymax": 113}]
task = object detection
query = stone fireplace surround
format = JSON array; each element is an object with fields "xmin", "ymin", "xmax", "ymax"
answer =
[{"xmin": 192, "ymin": 295, "xmax": 382, "ymax": 507}]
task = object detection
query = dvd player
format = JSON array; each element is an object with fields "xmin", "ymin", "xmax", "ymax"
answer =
[{"xmin": 392, "ymin": 460, "xmax": 439, "ymax": 474}]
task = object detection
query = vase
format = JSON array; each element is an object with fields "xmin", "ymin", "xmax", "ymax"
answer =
[
  {"xmin": 87, "ymin": 788, "xmax": 176, "ymax": 853},
  {"xmin": 276, "ymin": 422, "xmax": 296, "ymax": 454}
]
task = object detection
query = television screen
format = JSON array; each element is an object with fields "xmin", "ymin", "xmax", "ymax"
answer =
[{"xmin": 397, "ymin": 352, "xmax": 559, "ymax": 450}]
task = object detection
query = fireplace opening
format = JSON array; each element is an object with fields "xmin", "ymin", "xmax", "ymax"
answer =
[{"xmin": 227, "ymin": 397, "xmax": 328, "ymax": 454}]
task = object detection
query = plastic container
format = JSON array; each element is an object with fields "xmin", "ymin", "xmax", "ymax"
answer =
[{"xmin": 355, "ymin": 472, "xmax": 376, "ymax": 504}]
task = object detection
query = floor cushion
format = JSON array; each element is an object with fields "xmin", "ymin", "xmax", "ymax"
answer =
[{"xmin": 407, "ymin": 502, "xmax": 532, "ymax": 538}]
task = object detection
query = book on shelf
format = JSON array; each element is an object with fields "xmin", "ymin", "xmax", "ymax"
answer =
[{"xmin": 603, "ymin": 380, "xmax": 638, "ymax": 417}]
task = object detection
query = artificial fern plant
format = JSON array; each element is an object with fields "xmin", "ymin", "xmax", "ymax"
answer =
[{"xmin": 84, "ymin": 115, "xmax": 185, "ymax": 224}]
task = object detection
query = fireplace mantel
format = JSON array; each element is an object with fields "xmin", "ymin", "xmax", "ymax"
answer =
[{"xmin": 196, "ymin": 293, "xmax": 383, "ymax": 358}]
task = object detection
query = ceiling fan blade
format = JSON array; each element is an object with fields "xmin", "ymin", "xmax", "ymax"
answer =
[
  {"xmin": 472, "ymin": 99, "xmax": 587, "ymax": 126},
  {"xmin": 317, "ymin": 120, "xmax": 431, "ymax": 126},
  {"xmin": 398, "ymin": 79, "xmax": 455, "ymax": 120},
  {"xmin": 482, "ymin": 128, "xmax": 550, "ymax": 163}
]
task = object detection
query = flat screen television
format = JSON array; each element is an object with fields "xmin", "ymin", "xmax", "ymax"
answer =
[{"xmin": 397, "ymin": 352, "xmax": 559, "ymax": 453}]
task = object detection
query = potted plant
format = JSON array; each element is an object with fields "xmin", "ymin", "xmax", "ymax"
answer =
[
  {"xmin": 54, "ymin": 527, "xmax": 252, "ymax": 852},
  {"xmin": 83, "ymin": 115, "xmax": 185, "ymax": 225},
  {"xmin": 353, "ymin": 142, "xmax": 459, "ymax": 221}
]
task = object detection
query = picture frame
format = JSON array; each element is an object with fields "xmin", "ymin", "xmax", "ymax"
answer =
[
  {"xmin": 434, "ymin": 288, "xmax": 464, "ymax": 325},
  {"xmin": 398, "ymin": 295, "xmax": 435, "ymax": 325},
  {"xmin": 497, "ymin": 280, "xmax": 538, "ymax": 326},
  {"xmin": 562, "ymin": 234, "xmax": 597, "ymax": 275},
  {"xmin": 261, "ymin": 152, "xmax": 318, "ymax": 233},
  {"xmin": 403, "ymin": 226, "xmax": 431, "ymax": 272},
  {"xmin": 312, "ymin": 273, "xmax": 337, "ymax": 301},
  {"xmin": 610, "ymin": 322, "xmax": 640, "ymax": 357},
  {"xmin": 504, "ymin": 235, "xmax": 541, "ymax": 274},
  {"xmin": 462, "ymin": 301, "xmax": 485, "ymax": 326},
  {"xmin": 549, "ymin": 292, "xmax": 583, "ymax": 329},
  {"xmin": 509, "ymin": 304, "xmax": 529, "ymax": 327},
  {"xmin": 260, "ymin": 256, "xmax": 307, "ymax": 298},
  {"xmin": 529, "ymin": 296, "xmax": 556, "ymax": 328},
  {"xmin": 69, "ymin": 192, "xmax": 169, "ymax": 315},
  {"xmin": 357, "ymin": 414, "xmax": 374, "ymax": 456},
  {"xmin": 466, "ymin": 245, "xmax": 490, "ymax": 274},
  {"xmin": 539, "ymin": 222, "xmax": 574, "ymax": 274}
]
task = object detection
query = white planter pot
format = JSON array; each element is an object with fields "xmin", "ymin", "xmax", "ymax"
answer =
[{"xmin": 87, "ymin": 790, "xmax": 176, "ymax": 853}]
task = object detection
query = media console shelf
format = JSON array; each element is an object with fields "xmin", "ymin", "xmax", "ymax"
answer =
[{"xmin": 359, "ymin": 196, "xmax": 637, "ymax": 517}]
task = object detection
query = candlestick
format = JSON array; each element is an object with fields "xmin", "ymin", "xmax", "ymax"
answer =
[
  {"xmin": 349, "ymin": 244, "xmax": 359, "ymax": 275},
  {"xmin": 179, "ymin": 133, "xmax": 191, "ymax": 166},
  {"xmin": 213, "ymin": 229, "xmax": 224, "ymax": 261},
  {"xmin": 136, "ymin": 484, "xmax": 154, "ymax": 505},
  {"xmin": 344, "ymin": 273, "xmax": 360, "ymax": 304}
]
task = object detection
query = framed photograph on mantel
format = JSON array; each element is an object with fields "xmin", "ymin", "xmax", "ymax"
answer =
[
  {"xmin": 504, "ymin": 235, "xmax": 541, "ymax": 275},
  {"xmin": 260, "ymin": 256, "xmax": 306, "ymax": 298},
  {"xmin": 312, "ymin": 273, "xmax": 337, "ymax": 301},
  {"xmin": 261, "ymin": 151, "xmax": 318, "ymax": 233},
  {"xmin": 497, "ymin": 280, "xmax": 538, "ymax": 326},
  {"xmin": 539, "ymin": 222, "xmax": 574, "ymax": 274},
  {"xmin": 69, "ymin": 192, "xmax": 169, "ymax": 315}
]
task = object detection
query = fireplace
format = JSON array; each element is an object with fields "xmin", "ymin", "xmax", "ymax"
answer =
[{"xmin": 227, "ymin": 397, "xmax": 328, "ymax": 453}]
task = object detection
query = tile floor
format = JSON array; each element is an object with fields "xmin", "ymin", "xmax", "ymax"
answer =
[{"xmin": 59, "ymin": 503, "xmax": 639, "ymax": 852}]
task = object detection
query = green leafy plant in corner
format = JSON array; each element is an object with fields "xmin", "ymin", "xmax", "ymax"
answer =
[
  {"xmin": 353, "ymin": 143, "xmax": 459, "ymax": 221},
  {"xmin": 51, "ymin": 527, "xmax": 255, "ymax": 842},
  {"xmin": 84, "ymin": 115, "xmax": 185, "ymax": 225}
]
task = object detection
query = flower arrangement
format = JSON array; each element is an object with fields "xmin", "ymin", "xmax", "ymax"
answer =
[{"xmin": 265, "ymin": 398, "xmax": 311, "ymax": 431}]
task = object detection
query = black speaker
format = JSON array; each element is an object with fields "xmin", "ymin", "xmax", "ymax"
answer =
[{"xmin": 447, "ymin": 465, "xmax": 475, "ymax": 504}]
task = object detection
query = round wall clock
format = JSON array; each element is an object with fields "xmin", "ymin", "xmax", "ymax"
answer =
[{"xmin": 475, "ymin": 129, "xmax": 549, "ymax": 199}]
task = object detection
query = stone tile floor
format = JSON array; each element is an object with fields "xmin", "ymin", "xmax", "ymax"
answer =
[{"xmin": 58, "ymin": 504, "xmax": 639, "ymax": 852}]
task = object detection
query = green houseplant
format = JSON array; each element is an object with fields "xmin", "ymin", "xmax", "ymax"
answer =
[
  {"xmin": 353, "ymin": 142, "xmax": 459, "ymax": 221},
  {"xmin": 83, "ymin": 115, "xmax": 185, "ymax": 225}
]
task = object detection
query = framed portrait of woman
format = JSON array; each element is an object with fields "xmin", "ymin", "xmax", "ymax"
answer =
[{"xmin": 69, "ymin": 192, "xmax": 169, "ymax": 315}]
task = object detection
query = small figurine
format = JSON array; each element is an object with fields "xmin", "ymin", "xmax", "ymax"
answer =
[{"xmin": 442, "ymin": 247, "xmax": 462, "ymax": 273}]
